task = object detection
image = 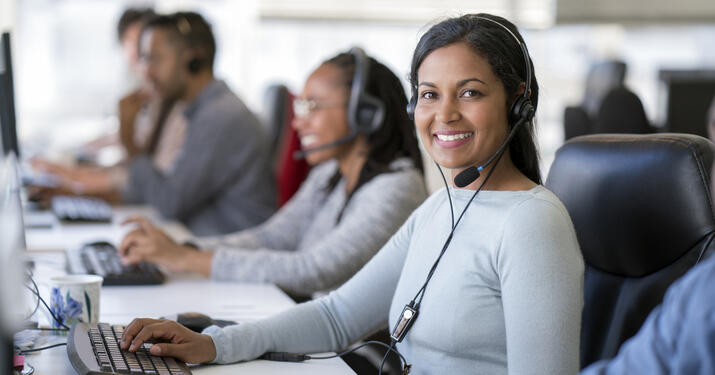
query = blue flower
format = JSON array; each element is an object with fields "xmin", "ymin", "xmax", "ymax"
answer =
[
  {"xmin": 50, "ymin": 287, "xmax": 65, "ymax": 327},
  {"xmin": 63, "ymin": 294, "xmax": 83, "ymax": 322}
]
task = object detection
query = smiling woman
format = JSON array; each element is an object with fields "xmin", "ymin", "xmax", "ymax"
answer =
[
  {"xmin": 118, "ymin": 14, "xmax": 584, "ymax": 375},
  {"xmin": 409, "ymin": 16, "xmax": 541, "ymax": 191}
]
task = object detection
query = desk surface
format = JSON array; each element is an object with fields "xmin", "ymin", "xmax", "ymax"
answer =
[
  {"xmin": 22, "ymin": 207, "xmax": 355, "ymax": 375},
  {"xmin": 24, "ymin": 206, "xmax": 193, "ymax": 252}
]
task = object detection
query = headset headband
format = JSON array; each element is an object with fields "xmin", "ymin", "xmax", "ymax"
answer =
[{"xmin": 472, "ymin": 16, "xmax": 532, "ymax": 104}]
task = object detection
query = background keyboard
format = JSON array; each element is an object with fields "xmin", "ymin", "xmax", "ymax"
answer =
[
  {"xmin": 69, "ymin": 241, "xmax": 166, "ymax": 286},
  {"xmin": 52, "ymin": 195, "xmax": 113, "ymax": 223},
  {"xmin": 67, "ymin": 322, "xmax": 192, "ymax": 375}
]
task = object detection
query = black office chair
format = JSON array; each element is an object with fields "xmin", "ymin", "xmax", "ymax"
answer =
[
  {"xmin": 564, "ymin": 106, "xmax": 593, "ymax": 140},
  {"xmin": 593, "ymin": 87, "xmax": 654, "ymax": 134},
  {"xmin": 563, "ymin": 60, "xmax": 627, "ymax": 140},
  {"xmin": 260, "ymin": 84, "xmax": 291, "ymax": 161},
  {"xmin": 545, "ymin": 133, "xmax": 715, "ymax": 369},
  {"xmin": 582, "ymin": 61, "xmax": 628, "ymax": 118}
]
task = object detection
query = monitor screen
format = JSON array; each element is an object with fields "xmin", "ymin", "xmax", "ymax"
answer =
[
  {"xmin": 0, "ymin": 32, "xmax": 19, "ymax": 157},
  {"xmin": 659, "ymin": 69, "xmax": 715, "ymax": 137}
]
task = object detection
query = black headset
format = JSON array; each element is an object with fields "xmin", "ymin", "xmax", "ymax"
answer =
[
  {"xmin": 174, "ymin": 14, "xmax": 202, "ymax": 74},
  {"xmin": 406, "ymin": 16, "xmax": 533, "ymax": 129},
  {"xmin": 293, "ymin": 47, "xmax": 386, "ymax": 159},
  {"xmin": 407, "ymin": 15, "xmax": 535, "ymax": 188},
  {"xmin": 348, "ymin": 47, "xmax": 386, "ymax": 134}
]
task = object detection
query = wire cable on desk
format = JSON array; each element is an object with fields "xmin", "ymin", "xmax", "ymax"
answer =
[
  {"xmin": 24, "ymin": 277, "xmax": 41, "ymax": 322},
  {"xmin": 262, "ymin": 340, "xmax": 409, "ymax": 373},
  {"xmin": 17, "ymin": 342, "xmax": 67, "ymax": 355},
  {"xmin": 26, "ymin": 327, "xmax": 69, "ymax": 332},
  {"xmin": 377, "ymin": 340, "xmax": 396, "ymax": 375},
  {"xmin": 305, "ymin": 340, "xmax": 406, "ymax": 365},
  {"xmin": 24, "ymin": 279, "xmax": 71, "ymax": 331}
]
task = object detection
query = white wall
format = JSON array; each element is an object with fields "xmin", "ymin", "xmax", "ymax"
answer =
[{"xmin": 0, "ymin": 0, "xmax": 15, "ymax": 31}]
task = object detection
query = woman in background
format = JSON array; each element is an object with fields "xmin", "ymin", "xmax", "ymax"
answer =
[{"xmin": 118, "ymin": 48, "xmax": 427, "ymax": 298}]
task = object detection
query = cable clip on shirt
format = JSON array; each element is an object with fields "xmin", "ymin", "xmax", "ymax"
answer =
[{"xmin": 390, "ymin": 303, "xmax": 418, "ymax": 343}]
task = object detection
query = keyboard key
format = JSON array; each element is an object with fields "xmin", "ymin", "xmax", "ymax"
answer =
[
  {"xmin": 52, "ymin": 196, "xmax": 112, "ymax": 222},
  {"xmin": 163, "ymin": 357, "xmax": 182, "ymax": 372},
  {"xmin": 150, "ymin": 356, "xmax": 168, "ymax": 370}
]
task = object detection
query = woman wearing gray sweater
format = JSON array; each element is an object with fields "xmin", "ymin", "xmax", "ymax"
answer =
[
  {"xmin": 118, "ymin": 49, "xmax": 428, "ymax": 297},
  {"xmin": 121, "ymin": 14, "xmax": 584, "ymax": 374}
]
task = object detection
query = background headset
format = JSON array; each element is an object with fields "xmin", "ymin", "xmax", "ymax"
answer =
[
  {"xmin": 293, "ymin": 47, "xmax": 386, "ymax": 159},
  {"xmin": 264, "ymin": 17, "xmax": 536, "ymax": 375},
  {"xmin": 174, "ymin": 14, "xmax": 202, "ymax": 74}
]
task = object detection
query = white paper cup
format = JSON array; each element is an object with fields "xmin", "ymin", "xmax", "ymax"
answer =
[{"xmin": 48, "ymin": 275, "xmax": 103, "ymax": 328}]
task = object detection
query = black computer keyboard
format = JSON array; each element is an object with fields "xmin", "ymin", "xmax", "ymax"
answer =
[
  {"xmin": 67, "ymin": 322, "xmax": 193, "ymax": 375},
  {"xmin": 52, "ymin": 195, "xmax": 113, "ymax": 223},
  {"xmin": 70, "ymin": 242, "xmax": 165, "ymax": 286}
]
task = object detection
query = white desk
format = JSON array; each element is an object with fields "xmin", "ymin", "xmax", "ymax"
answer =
[
  {"xmin": 22, "ymin": 207, "xmax": 355, "ymax": 375},
  {"xmin": 24, "ymin": 206, "xmax": 193, "ymax": 252}
]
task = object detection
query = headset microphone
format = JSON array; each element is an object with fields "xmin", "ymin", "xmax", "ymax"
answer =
[
  {"xmin": 453, "ymin": 166, "xmax": 481, "ymax": 188},
  {"xmin": 452, "ymin": 114, "xmax": 531, "ymax": 187},
  {"xmin": 292, "ymin": 131, "xmax": 358, "ymax": 160}
]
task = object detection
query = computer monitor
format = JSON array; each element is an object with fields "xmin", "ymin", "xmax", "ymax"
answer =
[
  {"xmin": 0, "ymin": 153, "xmax": 27, "ymax": 373},
  {"xmin": 659, "ymin": 69, "xmax": 715, "ymax": 137},
  {"xmin": 0, "ymin": 31, "xmax": 19, "ymax": 157}
]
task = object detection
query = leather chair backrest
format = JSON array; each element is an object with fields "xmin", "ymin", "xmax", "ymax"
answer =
[
  {"xmin": 594, "ymin": 87, "xmax": 653, "ymax": 134},
  {"xmin": 564, "ymin": 106, "xmax": 593, "ymax": 141},
  {"xmin": 260, "ymin": 84, "xmax": 291, "ymax": 159},
  {"xmin": 545, "ymin": 133, "xmax": 715, "ymax": 368}
]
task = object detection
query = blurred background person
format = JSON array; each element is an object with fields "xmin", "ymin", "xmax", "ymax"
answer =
[
  {"xmin": 33, "ymin": 11, "xmax": 276, "ymax": 236},
  {"xmin": 30, "ymin": 6, "xmax": 186, "ymax": 202}
]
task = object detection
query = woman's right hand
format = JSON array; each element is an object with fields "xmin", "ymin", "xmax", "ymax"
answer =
[
  {"xmin": 119, "ymin": 216, "xmax": 185, "ymax": 269},
  {"xmin": 120, "ymin": 318, "xmax": 217, "ymax": 364}
]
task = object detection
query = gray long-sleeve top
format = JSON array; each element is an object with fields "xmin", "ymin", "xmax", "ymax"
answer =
[
  {"xmin": 193, "ymin": 158, "xmax": 427, "ymax": 296},
  {"xmin": 204, "ymin": 185, "xmax": 584, "ymax": 374},
  {"xmin": 123, "ymin": 80, "xmax": 276, "ymax": 236}
]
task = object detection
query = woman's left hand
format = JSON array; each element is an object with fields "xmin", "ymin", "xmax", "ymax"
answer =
[{"xmin": 119, "ymin": 216, "xmax": 194, "ymax": 271}]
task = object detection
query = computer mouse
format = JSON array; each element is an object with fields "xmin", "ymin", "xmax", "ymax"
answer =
[
  {"xmin": 177, "ymin": 312, "xmax": 215, "ymax": 333},
  {"xmin": 176, "ymin": 312, "xmax": 237, "ymax": 333}
]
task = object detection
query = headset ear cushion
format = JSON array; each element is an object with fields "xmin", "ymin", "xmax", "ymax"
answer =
[
  {"xmin": 355, "ymin": 94, "xmax": 385, "ymax": 134},
  {"xmin": 188, "ymin": 58, "xmax": 201, "ymax": 73},
  {"xmin": 509, "ymin": 97, "xmax": 534, "ymax": 124}
]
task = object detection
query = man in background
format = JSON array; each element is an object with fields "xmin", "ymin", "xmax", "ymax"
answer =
[
  {"xmin": 32, "ymin": 7, "xmax": 187, "ymax": 211},
  {"xmin": 35, "ymin": 11, "xmax": 276, "ymax": 236}
]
